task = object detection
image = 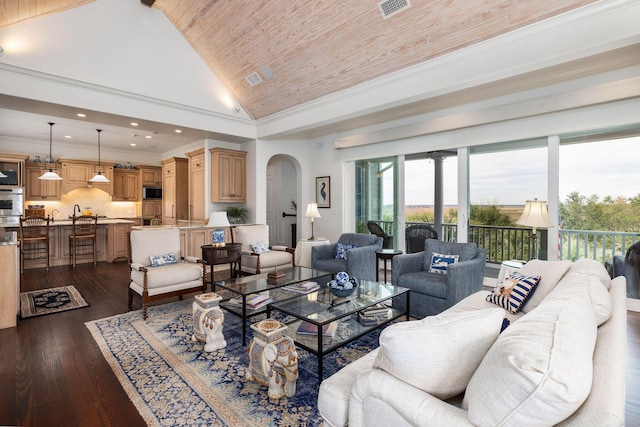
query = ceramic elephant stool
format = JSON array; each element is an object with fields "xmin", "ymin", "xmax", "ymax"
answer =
[
  {"xmin": 246, "ymin": 319, "xmax": 299, "ymax": 399},
  {"xmin": 191, "ymin": 292, "xmax": 227, "ymax": 352}
]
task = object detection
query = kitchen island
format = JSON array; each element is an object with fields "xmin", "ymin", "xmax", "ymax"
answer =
[{"xmin": 5, "ymin": 218, "xmax": 135, "ymax": 269}]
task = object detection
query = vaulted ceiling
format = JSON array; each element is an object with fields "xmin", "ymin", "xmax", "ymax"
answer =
[{"xmin": 0, "ymin": 0, "xmax": 597, "ymax": 120}]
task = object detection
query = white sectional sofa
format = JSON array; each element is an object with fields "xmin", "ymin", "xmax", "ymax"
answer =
[{"xmin": 318, "ymin": 258, "xmax": 626, "ymax": 426}]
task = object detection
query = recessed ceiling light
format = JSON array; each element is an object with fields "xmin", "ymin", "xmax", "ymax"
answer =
[
  {"xmin": 130, "ymin": 143, "xmax": 136, "ymax": 146},
  {"xmin": 77, "ymin": 113, "xmax": 86, "ymax": 118},
  {"xmin": 130, "ymin": 122, "xmax": 138, "ymax": 126},
  {"xmin": 145, "ymin": 135, "xmax": 152, "ymax": 139},
  {"xmin": 175, "ymin": 129, "xmax": 182, "ymax": 133},
  {"xmin": 64, "ymin": 135, "xmax": 72, "ymax": 139}
]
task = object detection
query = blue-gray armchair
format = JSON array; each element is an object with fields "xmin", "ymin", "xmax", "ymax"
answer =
[
  {"xmin": 311, "ymin": 233, "xmax": 383, "ymax": 282},
  {"xmin": 392, "ymin": 239, "xmax": 486, "ymax": 318}
]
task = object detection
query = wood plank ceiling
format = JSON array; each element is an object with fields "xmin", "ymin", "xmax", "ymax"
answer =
[{"xmin": 1, "ymin": 0, "xmax": 597, "ymax": 120}]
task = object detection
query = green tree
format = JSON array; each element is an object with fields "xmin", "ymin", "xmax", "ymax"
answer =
[{"xmin": 469, "ymin": 205, "xmax": 513, "ymax": 226}]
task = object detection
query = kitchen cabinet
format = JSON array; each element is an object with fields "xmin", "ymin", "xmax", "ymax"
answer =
[
  {"xmin": 161, "ymin": 157, "xmax": 188, "ymax": 225},
  {"xmin": 186, "ymin": 227, "xmax": 213, "ymax": 258},
  {"xmin": 187, "ymin": 148, "xmax": 206, "ymax": 224},
  {"xmin": 141, "ymin": 200, "xmax": 162, "ymax": 219},
  {"xmin": 107, "ymin": 222, "xmax": 132, "ymax": 261},
  {"xmin": 61, "ymin": 159, "xmax": 114, "ymax": 195},
  {"xmin": 112, "ymin": 169, "xmax": 139, "ymax": 201},
  {"xmin": 210, "ymin": 148, "xmax": 246, "ymax": 202},
  {"xmin": 25, "ymin": 161, "xmax": 61, "ymax": 200},
  {"xmin": 0, "ymin": 234, "xmax": 19, "ymax": 329},
  {"xmin": 140, "ymin": 166, "xmax": 162, "ymax": 187}
]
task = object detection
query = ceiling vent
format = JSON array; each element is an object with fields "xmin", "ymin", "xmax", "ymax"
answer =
[
  {"xmin": 378, "ymin": 0, "xmax": 411, "ymax": 19},
  {"xmin": 245, "ymin": 72, "xmax": 263, "ymax": 87}
]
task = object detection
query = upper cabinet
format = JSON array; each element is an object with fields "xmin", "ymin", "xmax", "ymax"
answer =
[
  {"xmin": 140, "ymin": 166, "xmax": 162, "ymax": 187},
  {"xmin": 61, "ymin": 159, "xmax": 113, "ymax": 195},
  {"xmin": 25, "ymin": 162, "xmax": 60, "ymax": 200},
  {"xmin": 186, "ymin": 148, "xmax": 206, "ymax": 224},
  {"xmin": 112, "ymin": 169, "xmax": 139, "ymax": 201},
  {"xmin": 210, "ymin": 148, "xmax": 247, "ymax": 203}
]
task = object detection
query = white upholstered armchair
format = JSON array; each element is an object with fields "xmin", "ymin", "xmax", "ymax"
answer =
[
  {"xmin": 231, "ymin": 224, "xmax": 295, "ymax": 275},
  {"xmin": 127, "ymin": 227, "xmax": 206, "ymax": 319}
]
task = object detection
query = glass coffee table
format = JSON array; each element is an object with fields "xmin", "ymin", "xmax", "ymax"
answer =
[
  {"xmin": 268, "ymin": 280, "xmax": 410, "ymax": 380},
  {"xmin": 212, "ymin": 266, "xmax": 332, "ymax": 345}
]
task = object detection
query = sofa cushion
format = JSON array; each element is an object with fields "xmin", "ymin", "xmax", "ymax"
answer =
[
  {"xmin": 317, "ymin": 349, "xmax": 379, "ymax": 427},
  {"xmin": 518, "ymin": 259, "xmax": 571, "ymax": 313},
  {"xmin": 463, "ymin": 297, "xmax": 597, "ymax": 427},
  {"xmin": 396, "ymin": 271, "xmax": 448, "ymax": 299},
  {"xmin": 240, "ymin": 250, "xmax": 292, "ymax": 270},
  {"xmin": 485, "ymin": 272, "xmax": 541, "ymax": 314},
  {"xmin": 442, "ymin": 290, "xmax": 526, "ymax": 325},
  {"xmin": 568, "ymin": 257, "xmax": 612, "ymax": 290},
  {"xmin": 131, "ymin": 261, "xmax": 203, "ymax": 289},
  {"xmin": 544, "ymin": 272, "xmax": 612, "ymax": 326},
  {"xmin": 373, "ymin": 307, "xmax": 505, "ymax": 400},
  {"xmin": 428, "ymin": 252, "xmax": 459, "ymax": 274},
  {"xmin": 314, "ymin": 258, "xmax": 347, "ymax": 275}
]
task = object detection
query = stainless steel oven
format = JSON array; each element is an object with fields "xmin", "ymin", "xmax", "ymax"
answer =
[{"xmin": 0, "ymin": 188, "xmax": 24, "ymax": 227}]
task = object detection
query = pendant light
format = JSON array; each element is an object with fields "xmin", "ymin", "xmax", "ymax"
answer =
[
  {"xmin": 39, "ymin": 122, "xmax": 63, "ymax": 180},
  {"xmin": 89, "ymin": 129, "xmax": 110, "ymax": 183}
]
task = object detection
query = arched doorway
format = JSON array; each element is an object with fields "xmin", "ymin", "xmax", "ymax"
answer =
[{"xmin": 266, "ymin": 155, "xmax": 299, "ymax": 248}]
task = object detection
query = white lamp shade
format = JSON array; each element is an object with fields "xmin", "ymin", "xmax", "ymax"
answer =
[
  {"xmin": 304, "ymin": 203, "xmax": 321, "ymax": 219},
  {"xmin": 0, "ymin": 171, "xmax": 7, "ymax": 178},
  {"xmin": 39, "ymin": 170, "xmax": 63, "ymax": 180},
  {"xmin": 516, "ymin": 199, "xmax": 554, "ymax": 229},
  {"xmin": 89, "ymin": 173, "xmax": 110, "ymax": 183},
  {"xmin": 207, "ymin": 212, "xmax": 231, "ymax": 227}
]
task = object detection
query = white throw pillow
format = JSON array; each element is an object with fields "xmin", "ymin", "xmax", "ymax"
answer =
[
  {"xmin": 463, "ymin": 297, "xmax": 597, "ymax": 427},
  {"xmin": 373, "ymin": 307, "xmax": 505, "ymax": 400},
  {"xmin": 568, "ymin": 257, "xmax": 612, "ymax": 290},
  {"xmin": 519, "ymin": 259, "xmax": 571, "ymax": 313}
]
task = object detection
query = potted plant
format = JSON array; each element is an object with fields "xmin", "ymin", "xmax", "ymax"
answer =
[{"xmin": 226, "ymin": 206, "xmax": 249, "ymax": 224}]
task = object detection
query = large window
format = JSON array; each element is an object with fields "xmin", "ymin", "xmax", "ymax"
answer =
[{"xmin": 355, "ymin": 158, "xmax": 397, "ymax": 244}]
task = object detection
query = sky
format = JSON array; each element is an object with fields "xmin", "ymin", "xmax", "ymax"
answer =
[{"xmin": 389, "ymin": 136, "xmax": 640, "ymax": 206}]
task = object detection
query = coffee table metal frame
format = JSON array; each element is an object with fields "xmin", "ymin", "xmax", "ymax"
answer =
[
  {"xmin": 212, "ymin": 266, "xmax": 332, "ymax": 345},
  {"xmin": 268, "ymin": 280, "xmax": 410, "ymax": 380}
]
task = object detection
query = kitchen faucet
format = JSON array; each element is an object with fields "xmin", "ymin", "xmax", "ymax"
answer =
[
  {"xmin": 51, "ymin": 209, "xmax": 59, "ymax": 223},
  {"xmin": 74, "ymin": 204, "xmax": 81, "ymax": 216}
]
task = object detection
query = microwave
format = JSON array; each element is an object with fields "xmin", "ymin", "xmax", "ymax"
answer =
[{"xmin": 143, "ymin": 187, "xmax": 162, "ymax": 200}]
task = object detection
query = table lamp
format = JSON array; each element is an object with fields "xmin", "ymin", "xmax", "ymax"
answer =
[
  {"xmin": 516, "ymin": 199, "xmax": 554, "ymax": 259},
  {"xmin": 304, "ymin": 203, "xmax": 321, "ymax": 240},
  {"xmin": 208, "ymin": 212, "xmax": 231, "ymax": 247}
]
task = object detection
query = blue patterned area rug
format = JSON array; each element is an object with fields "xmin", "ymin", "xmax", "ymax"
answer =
[
  {"xmin": 86, "ymin": 299, "xmax": 381, "ymax": 426},
  {"xmin": 20, "ymin": 285, "xmax": 89, "ymax": 319}
]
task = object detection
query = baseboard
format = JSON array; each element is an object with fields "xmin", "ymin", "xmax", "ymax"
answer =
[{"xmin": 628, "ymin": 298, "xmax": 640, "ymax": 313}]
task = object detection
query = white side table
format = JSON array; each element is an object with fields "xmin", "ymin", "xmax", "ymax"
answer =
[
  {"xmin": 294, "ymin": 238, "xmax": 330, "ymax": 268},
  {"xmin": 497, "ymin": 260, "xmax": 525, "ymax": 283}
]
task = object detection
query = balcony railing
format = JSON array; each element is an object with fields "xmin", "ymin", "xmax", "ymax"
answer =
[{"xmin": 368, "ymin": 220, "xmax": 639, "ymax": 264}]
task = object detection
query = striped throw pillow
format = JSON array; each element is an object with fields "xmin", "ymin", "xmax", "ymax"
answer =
[{"xmin": 486, "ymin": 272, "xmax": 541, "ymax": 314}]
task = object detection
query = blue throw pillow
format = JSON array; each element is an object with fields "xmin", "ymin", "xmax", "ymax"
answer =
[
  {"xmin": 486, "ymin": 272, "xmax": 541, "ymax": 314},
  {"xmin": 250, "ymin": 242, "xmax": 270, "ymax": 254},
  {"xmin": 428, "ymin": 252, "xmax": 459, "ymax": 274},
  {"xmin": 335, "ymin": 243, "xmax": 357, "ymax": 259},
  {"xmin": 149, "ymin": 252, "xmax": 177, "ymax": 267}
]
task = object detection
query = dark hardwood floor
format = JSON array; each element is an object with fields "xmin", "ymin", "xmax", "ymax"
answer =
[{"xmin": 1, "ymin": 262, "xmax": 639, "ymax": 426}]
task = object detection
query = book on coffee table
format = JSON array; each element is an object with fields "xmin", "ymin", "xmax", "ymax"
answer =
[
  {"xmin": 296, "ymin": 320, "xmax": 337, "ymax": 338},
  {"xmin": 282, "ymin": 281, "xmax": 319, "ymax": 294}
]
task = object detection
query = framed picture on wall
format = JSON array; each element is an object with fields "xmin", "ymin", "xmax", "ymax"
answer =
[{"xmin": 316, "ymin": 176, "xmax": 331, "ymax": 208}]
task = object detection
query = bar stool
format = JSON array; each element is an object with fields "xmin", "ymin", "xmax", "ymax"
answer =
[
  {"xmin": 19, "ymin": 215, "xmax": 50, "ymax": 273},
  {"xmin": 69, "ymin": 215, "xmax": 98, "ymax": 267}
]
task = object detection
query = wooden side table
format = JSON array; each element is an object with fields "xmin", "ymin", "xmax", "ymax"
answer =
[
  {"xmin": 375, "ymin": 249, "xmax": 403, "ymax": 283},
  {"xmin": 201, "ymin": 243, "xmax": 242, "ymax": 284}
]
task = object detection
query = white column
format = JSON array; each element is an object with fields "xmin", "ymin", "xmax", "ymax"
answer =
[
  {"xmin": 433, "ymin": 154, "xmax": 444, "ymax": 239},
  {"xmin": 457, "ymin": 148, "xmax": 469, "ymax": 243},
  {"xmin": 547, "ymin": 136, "xmax": 560, "ymax": 261}
]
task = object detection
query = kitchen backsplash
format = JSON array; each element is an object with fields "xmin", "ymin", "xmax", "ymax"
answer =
[{"xmin": 26, "ymin": 187, "xmax": 138, "ymax": 219}]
